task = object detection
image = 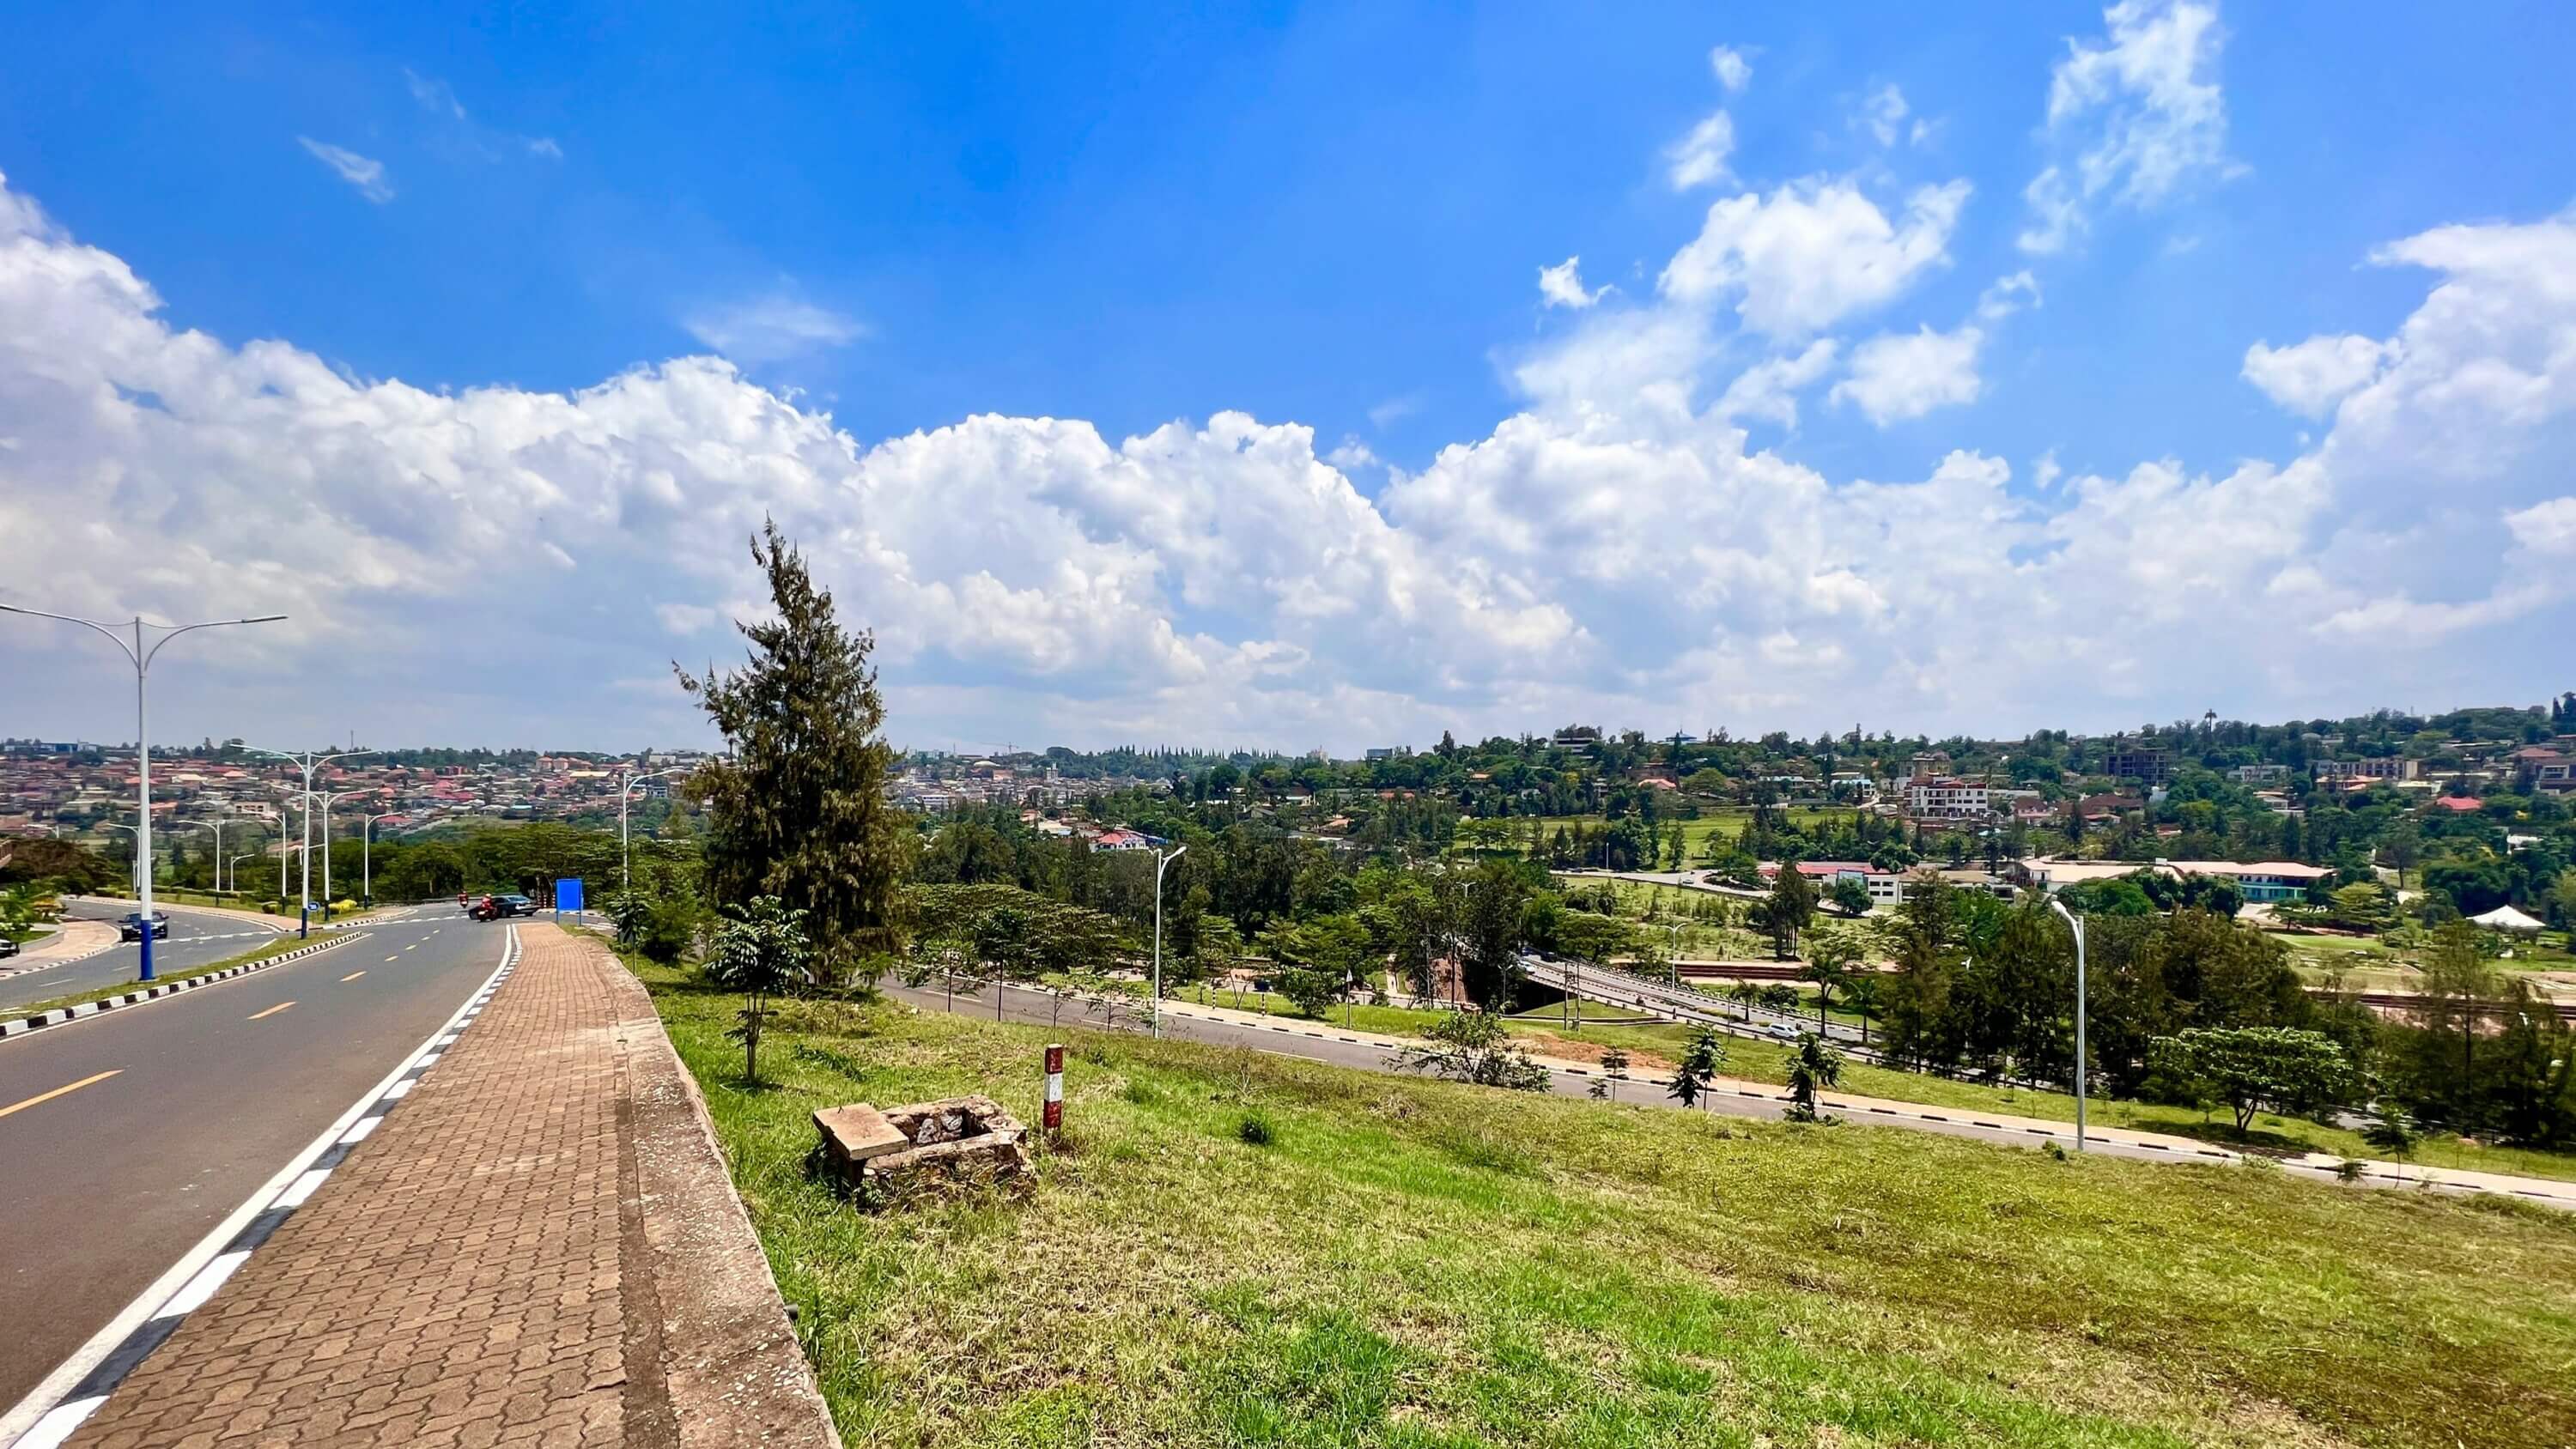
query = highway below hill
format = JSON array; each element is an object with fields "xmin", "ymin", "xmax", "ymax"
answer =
[
  {"xmin": 881, "ymin": 976, "xmax": 2576, "ymax": 1210},
  {"xmin": 0, "ymin": 905, "xmax": 507, "ymax": 1423},
  {"xmin": 0, "ymin": 900, "xmax": 309, "ymax": 1016}
]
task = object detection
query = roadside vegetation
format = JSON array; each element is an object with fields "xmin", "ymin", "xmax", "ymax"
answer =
[{"xmin": 632, "ymin": 945, "xmax": 2576, "ymax": 1449}]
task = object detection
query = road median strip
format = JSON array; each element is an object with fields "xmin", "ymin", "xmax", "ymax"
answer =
[{"xmin": 0, "ymin": 933, "xmax": 368, "ymax": 1043}]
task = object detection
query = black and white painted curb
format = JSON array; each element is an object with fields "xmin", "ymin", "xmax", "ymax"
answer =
[
  {"xmin": 0, "ymin": 925, "xmax": 522, "ymax": 1449},
  {"xmin": 0, "ymin": 929, "xmax": 282, "ymax": 983},
  {"xmin": 0, "ymin": 933, "xmax": 372, "ymax": 1042},
  {"xmin": 0, "ymin": 939, "xmax": 118, "ymax": 978}
]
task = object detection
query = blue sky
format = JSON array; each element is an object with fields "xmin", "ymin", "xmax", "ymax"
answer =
[{"xmin": 3, "ymin": 3, "xmax": 2575, "ymax": 752}]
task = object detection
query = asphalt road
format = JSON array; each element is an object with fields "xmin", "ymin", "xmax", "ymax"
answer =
[
  {"xmin": 0, "ymin": 901, "xmax": 313, "ymax": 1016},
  {"xmin": 0, "ymin": 906, "xmax": 507, "ymax": 1414},
  {"xmin": 882, "ymin": 978, "xmax": 2576, "ymax": 1205}
]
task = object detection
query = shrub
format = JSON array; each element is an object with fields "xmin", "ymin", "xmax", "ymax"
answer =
[
  {"xmin": 1391, "ymin": 1010, "xmax": 1552, "ymax": 1091},
  {"xmin": 1237, "ymin": 1110, "xmax": 1276, "ymax": 1146}
]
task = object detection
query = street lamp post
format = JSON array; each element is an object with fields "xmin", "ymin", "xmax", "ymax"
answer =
[
  {"xmin": 228, "ymin": 852, "xmax": 259, "ymax": 896},
  {"xmin": 316, "ymin": 789, "xmax": 361, "ymax": 914},
  {"xmin": 164, "ymin": 820, "xmax": 215, "ymax": 894},
  {"xmin": 249, "ymin": 749, "xmax": 374, "ymax": 937},
  {"xmin": 2, "ymin": 603, "xmax": 285, "ymax": 983},
  {"xmin": 2047, "ymin": 894, "xmax": 2089, "ymax": 1152},
  {"xmin": 1151, "ymin": 844, "xmax": 1188, "ymax": 1039},
  {"xmin": 99, "ymin": 822, "xmax": 142, "ymax": 898},
  {"xmin": 362, "ymin": 812, "xmax": 400, "ymax": 906},
  {"xmin": 619, "ymin": 767, "xmax": 688, "ymax": 894}
]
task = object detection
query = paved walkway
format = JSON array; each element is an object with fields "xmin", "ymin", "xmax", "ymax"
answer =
[{"xmin": 43, "ymin": 923, "xmax": 831, "ymax": 1449}]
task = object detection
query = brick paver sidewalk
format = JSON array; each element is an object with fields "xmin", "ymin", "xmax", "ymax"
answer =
[{"xmin": 70, "ymin": 925, "xmax": 669, "ymax": 1449}]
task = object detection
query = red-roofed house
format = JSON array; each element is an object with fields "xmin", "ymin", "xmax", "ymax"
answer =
[{"xmin": 2432, "ymin": 796, "xmax": 2483, "ymax": 813}]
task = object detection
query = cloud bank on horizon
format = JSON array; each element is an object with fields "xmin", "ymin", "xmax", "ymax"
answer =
[{"xmin": 3, "ymin": 2, "xmax": 2574, "ymax": 753}]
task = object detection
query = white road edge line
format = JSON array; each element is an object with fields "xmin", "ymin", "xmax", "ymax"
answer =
[{"xmin": 0, "ymin": 925, "xmax": 519, "ymax": 1449}]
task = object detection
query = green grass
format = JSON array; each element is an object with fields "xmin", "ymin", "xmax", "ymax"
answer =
[
  {"xmin": 1489, "ymin": 809, "xmax": 1843, "ymax": 867},
  {"xmin": 638, "ymin": 951, "xmax": 2576, "ymax": 1449},
  {"xmin": 3, "ymin": 930, "xmax": 329, "ymax": 1017},
  {"xmin": 1170, "ymin": 984, "xmax": 2576, "ymax": 1185}
]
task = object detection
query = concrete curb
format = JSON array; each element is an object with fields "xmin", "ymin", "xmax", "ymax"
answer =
[
  {"xmin": 0, "ymin": 931, "xmax": 367, "ymax": 1042},
  {"xmin": 580, "ymin": 930, "xmax": 842, "ymax": 1448}
]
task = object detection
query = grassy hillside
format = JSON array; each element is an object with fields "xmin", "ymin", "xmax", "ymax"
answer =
[{"xmin": 637, "ymin": 954, "xmax": 2576, "ymax": 1449}]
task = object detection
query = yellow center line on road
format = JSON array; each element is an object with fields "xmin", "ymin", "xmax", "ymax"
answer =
[
  {"xmin": 247, "ymin": 1001, "xmax": 296, "ymax": 1021},
  {"xmin": 385, "ymin": 955, "xmax": 399, "ymax": 961},
  {"xmin": 404, "ymin": 943, "xmax": 419, "ymax": 951},
  {"xmin": 341, "ymin": 971, "xmax": 367, "ymax": 982},
  {"xmin": 0, "ymin": 1070, "xmax": 124, "ymax": 1120}
]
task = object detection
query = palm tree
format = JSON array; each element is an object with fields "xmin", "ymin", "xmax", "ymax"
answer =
[{"xmin": 1784, "ymin": 1031, "xmax": 1844, "ymax": 1122}]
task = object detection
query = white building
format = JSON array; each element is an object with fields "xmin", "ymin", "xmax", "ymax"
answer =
[{"xmin": 1906, "ymin": 778, "xmax": 1992, "ymax": 818}]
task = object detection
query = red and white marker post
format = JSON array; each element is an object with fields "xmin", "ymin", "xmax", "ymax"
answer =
[{"xmin": 1042, "ymin": 1043, "xmax": 1064, "ymax": 1137}]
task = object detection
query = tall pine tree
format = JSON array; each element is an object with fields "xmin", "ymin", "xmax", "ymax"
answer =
[{"xmin": 678, "ymin": 518, "xmax": 911, "ymax": 985}]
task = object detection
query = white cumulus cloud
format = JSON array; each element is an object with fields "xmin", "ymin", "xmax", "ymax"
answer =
[
  {"xmin": 5, "ymin": 167, "xmax": 2575, "ymax": 750},
  {"xmin": 1664, "ymin": 112, "xmax": 1736, "ymax": 191},
  {"xmin": 1661, "ymin": 179, "xmax": 1969, "ymax": 337},
  {"xmin": 1715, "ymin": 340, "xmax": 1839, "ymax": 428},
  {"xmin": 1537, "ymin": 256, "xmax": 1607, "ymax": 309},
  {"xmin": 2242, "ymin": 334, "xmax": 2394, "ymax": 418},
  {"xmin": 2020, "ymin": 0, "xmax": 2234, "ymax": 254},
  {"xmin": 1832, "ymin": 325, "xmax": 1985, "ymax": 425},
  {"xmin": 1709, "ymin": 45, "xmax": 1753, "ymax": 93}
]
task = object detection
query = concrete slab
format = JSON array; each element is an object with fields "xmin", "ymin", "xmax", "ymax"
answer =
[{"xmin": 813, "ymin": 1102, "xmax": 908, "ymax": 1164}]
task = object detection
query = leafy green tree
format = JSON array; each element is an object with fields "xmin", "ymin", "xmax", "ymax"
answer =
[
  {"xmin": 2146, "ymin": 1027, "xmax": 2354, "ymax": 1134},
  {"xmin": 678, "ymin": 518, "xmax": 911, "ymax": 986},
  {"xmin": 1267, "ymin": 912, "xmax": 1370, "ymax": 1018},
  {"xmin": 1591, "ymin": 1045, "xmax": 1631, "ymax": 1102},
  {"xmin": 0, "ymin": 883, "xmax": 39, "ymax": 940},
  {"xmin": 1358, "ymin": 876, "xmax": 1444, "ymax": 998},
  {"xmin": 2408, "ymin": 919, "xmax": 2500, "ymax": 1124},
  {"xmin": 2379, "ymin": 822, "xmax": 2422, "ymax": 889},
  {"xmin": 1668, "ymin": 1027, "xmax": 1726, "ymax": 1108},
  {"xmin": 1801, "ymin": 925, "xmax": 1866, "ymax": 1028},
  {"xmin": 707, "ymin": 895, "xmax": 810, "ymax": 1084},
  {"xmin": 1784, "ymin": 1032, "xmax": 1844, "ymax": 1122},
  {"xmin": 1751, "ymin": 866, "xmax": 1815, "ymax": 959},
  {"xmin": 1453, "ymin": 858, "xmax": 1534, "ymax": 1010},
  {"xmin": 1188, "ymin": 913, "xmax": 1243, "ymax": 987},
  {"xmin": 1827, "ymin": 876, "xmax": 1873, "ymax": 918},
  {"xmin": 1391, "ymin": 1010, "xmax": 1550, "ymax": 1090},
  {"xmin": 1841, "ymin": 972, "xmax": 1880, "ymax": 1045},
  {"xmin": 2362, "ymin": 1104, "xmax": 2421, "ymax": 1181}
]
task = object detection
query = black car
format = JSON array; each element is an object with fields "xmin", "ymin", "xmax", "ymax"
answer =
[
  {"xmin": 118, "ymin": 911, "xmax": 172, "ymax": 942},
  {"xmin": 471, "ymin": 893, "xmax": 539, "ymax": 921},
  {"xmin": 0, "ymin": 936, "xmax": 18, "ymax": 960}
]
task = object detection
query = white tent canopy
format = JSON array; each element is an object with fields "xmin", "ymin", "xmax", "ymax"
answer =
[{"xmin": 2470, "ymin": 904, "xmax": 2546, "ymax": 934}]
